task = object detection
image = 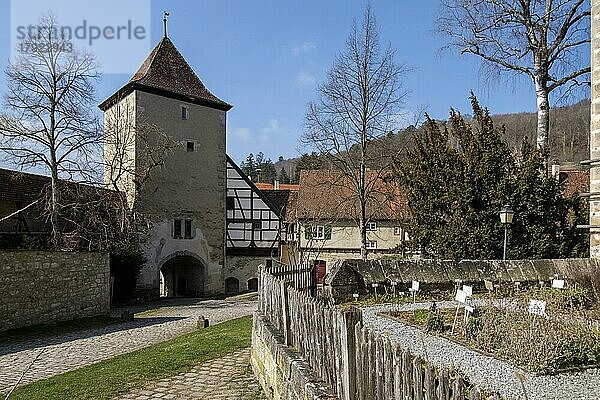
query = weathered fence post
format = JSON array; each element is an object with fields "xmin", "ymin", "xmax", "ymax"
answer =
[
  {"xmin": 339, "ymin": 307, "xmax": 362, "ymax": 400},
  {"xmin": 452, "ymin": 376, "xmax": 464, "ymax": 400},
  {"xmin": 438, "ymin": 368, "xmax": 449, "ymax": 400},
  {"xmin": 413, "ymin": 357, "xmax": 424, "ymax": 400},
  {"xmin": 281, "ymin": 279, "xmax": 291, "ymax": 346},
  {"xmin": 424, "ymin": 365, "xmax": 435, "ymax": 400}
]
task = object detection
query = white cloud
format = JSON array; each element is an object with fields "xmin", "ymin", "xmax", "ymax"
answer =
[
  {"xmin": 261, "ymin": 119, "xmax": 281, "ymax": 134},
  {"xmin": 232, "ymin": 127, "xmax": 251, "ymax": 141},
  {"xmin": 296, "ymin": 71, "xmax": 316, "ymax": 87},
  {"xmin": 259, "ymin": 119, "xmax": 285, "ymax": 143},
  {"xmin": 291, "ymin": 41, "xmax": 316, "ymax": 56}
]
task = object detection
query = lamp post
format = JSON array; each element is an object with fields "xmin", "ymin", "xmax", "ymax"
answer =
[{"xmin": 499, "ymin": 205, "xmax": 514, "ymax": 261}]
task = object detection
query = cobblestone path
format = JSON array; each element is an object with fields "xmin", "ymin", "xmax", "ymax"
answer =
[
  {"xmin": 0, "ymin": 295, "xmax": 257, "ymax": 394},
  {"xmin": 116, "ymin": 348, "xmax": 266, "ymax": 400}
]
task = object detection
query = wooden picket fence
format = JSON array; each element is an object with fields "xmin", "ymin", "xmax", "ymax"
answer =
[
  {"xmin": 257, "ymin": 268, "xmax": 502, "ymax": 400},
  {"xmin": 354, "ymin": 325, "xmax": 501, "ymax": 400},
  {"xmin": 265, "ymin": 260, "xmax": 314, "ymax": 290}
]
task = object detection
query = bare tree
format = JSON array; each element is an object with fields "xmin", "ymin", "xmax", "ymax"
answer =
[
  {"xmin": 302, "ymin": 6, "xmax": 408, "ymax": 261},
  {"xmin": 0, "ymin": 13, "xmax": 100, "ymax": 246},
  {"xmin": 438, "ymin": 0, "xmax": 590, "ymax": 149}
]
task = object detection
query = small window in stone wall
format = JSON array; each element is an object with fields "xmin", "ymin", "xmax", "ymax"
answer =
[
  {"xmin": 184, "ymin": 219, "xmax": 193, "ymax": 239},
  {"xmin": 173, "ymin": 219, "xmax": 182, "ymax": 238},
  {"xmin": 181, "ymin": 105, "xmax": 189, "ymax": 120},
  {"xmin": 187, "ymin": 141, "xmax": 195, "ymax": 152}
]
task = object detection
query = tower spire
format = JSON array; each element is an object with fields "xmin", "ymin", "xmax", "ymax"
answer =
[{"xmin": 163, "ymin": 11, "xmax": 170, "ymax": 38}]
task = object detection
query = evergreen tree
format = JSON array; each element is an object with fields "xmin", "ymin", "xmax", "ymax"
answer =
[
  {"xmin": 278, "ymin": 167, "xmax": 291, "ymax": 184},
  {"xmin": 396, "ymin": 96, "xmax": 587, "ymax": 260},
  {"xmin": 241, "ymin": 153, "xmax": 256, "ymax": 180},
  {"xmin": 294, "ymin": 152, "xmax": 324, "ymax": 183}
]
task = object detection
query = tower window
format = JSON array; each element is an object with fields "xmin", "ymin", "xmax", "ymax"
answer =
[
  {"xmin": 252, "ymin": 220, "xmax": 262, "ymax": 230},
  {"xmin": 184, "ymin": 220, "xmax": 193, "ymax": 239},
  {"xmin": 186, "ymin": 141, "xmax": 195, "ymax": 152},
  {"xmin": 181, "ymin": 106, "xmax": 189, "ymax": 120},
  {"xmin": 173, "ymin": 219, "xmax": 182, "ymax": 238}
]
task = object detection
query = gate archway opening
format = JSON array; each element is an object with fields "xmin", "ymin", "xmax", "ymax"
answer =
[{"xmin": 160, "ymin": 255, "xmax": 205, "ymax": 297}]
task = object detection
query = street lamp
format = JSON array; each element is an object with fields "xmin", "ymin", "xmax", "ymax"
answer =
[{"xmin": 499, "ymin": 205, "xmax": 514, "ymax": 261}]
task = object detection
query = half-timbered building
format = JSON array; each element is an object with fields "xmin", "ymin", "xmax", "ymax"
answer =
[{"xmin": 225, "ymin": 156, "xmax": 281, "ymax": 293}]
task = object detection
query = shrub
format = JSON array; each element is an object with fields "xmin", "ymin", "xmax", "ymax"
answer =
[
  {"xmin": 426, "ymin": 302, "xmax": 445, "ymax": 333},
  {"xmin": 110, "ymin": 241, "xmax": 146, "ymax": 303}
]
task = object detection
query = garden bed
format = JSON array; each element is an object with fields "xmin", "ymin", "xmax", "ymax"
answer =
[{"xmin": 379, "ymin": 287, "xmax": 600, "ymax": 375}]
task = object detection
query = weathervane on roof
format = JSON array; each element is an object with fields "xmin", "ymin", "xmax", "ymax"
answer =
[{"xmin": 163, "ymin": 11, "xmax": 170, "ymax": 38}]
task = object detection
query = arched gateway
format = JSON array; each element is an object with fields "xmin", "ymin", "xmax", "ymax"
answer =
[{"xmin": 159, "ymin": 252, "xmax": 205, "ymax": 297}]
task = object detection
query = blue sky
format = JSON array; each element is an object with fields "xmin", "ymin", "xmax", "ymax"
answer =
[{"xmin": 0, "ymin": 0, "xmax": 590, "ymax": 165}]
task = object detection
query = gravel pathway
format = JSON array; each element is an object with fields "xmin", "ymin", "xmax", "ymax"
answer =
[
  {"xmin": 0, "ymin": 295, "xmax": 257, "ymax": 394},
  {"xmin": 363, "ymin": 302, "xmax": 600, "ymax": 400}
]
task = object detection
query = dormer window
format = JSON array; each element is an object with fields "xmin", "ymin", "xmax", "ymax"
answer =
[{"xmin": 181, "ymin": 106, "xmax": 189, "ymax": 120}]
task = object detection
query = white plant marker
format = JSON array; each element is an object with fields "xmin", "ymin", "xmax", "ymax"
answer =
[
  {"xmin": 528, "ymin": 299, "xmax": 547, "ymax": 322},
  {"xmin": 551, "ymin": 279, "xmax": 565, "ymax": 289},
  {"xmin": 409, "ymin": 280, "xmax": 420, "ymax": 304},
  {"xmin": 353, "ymin": 293, "xmax": 359, "ymax": 302},
  {"xmin": 464, "ymin": 304, "xmax": 475, "ymax": 325},
  {"xmin": 462, "ymin": 285, "xmax": 473, "ymax": 297},
  {"xmin": 372, "ymin": 283, "xmax": 379, "ymax": 297},
  {"xmin": 452, "ymin": 289, "xmax": 468, "ymax": 334},
  {"xmin": 391, "ymin": 281, "xmax": 397, "ymax": 297}
]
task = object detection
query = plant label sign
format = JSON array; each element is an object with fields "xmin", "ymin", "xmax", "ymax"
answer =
[
  {"xmin": 352, "ymin": 293, "xmax": 359, "ymax": 299},
  {"xmin": 465, "ymin": 305, "xmax": 474, "ymax": 313},
  {"xmin": 372, "ymin": 283, "xmax": 379, "ymax": 288},
  {"xmin": 484, "ymin": 280, "xmax": 494, "ymax": 291},
  {"xmin": 411, "ymin": 280, "xmax": 420, "ymax": 292},
  {"xmin": 455, "ymin": 289, "xmax": 467, "ymax": 304},
  {"xmin": 528, "ymin": 299, "xmax": 547, "ymax": 317},
  {"xmin": 551, "ymin": 279, "xmax": 565, "ymax": 289},
  {"xmin": 462, "ymin": 285, "xmax": 473, "ymax": 297}
]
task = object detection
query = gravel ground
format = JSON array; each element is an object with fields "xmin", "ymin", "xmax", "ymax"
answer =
[{"xmin": 363, "ymin": 302, "xmax": 600, "ymax": 400}]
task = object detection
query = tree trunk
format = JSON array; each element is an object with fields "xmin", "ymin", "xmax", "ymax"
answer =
[
  {"xmin": 49, "ymin": 163, "xmax": 60, "ymax": 248},
  {"xmin": 359, "ymin": 160, "xmax": 367, "ymax": 261},
  {"xmin": 535, "ymin": 77, "xmax": 550, "ymax": 149}
]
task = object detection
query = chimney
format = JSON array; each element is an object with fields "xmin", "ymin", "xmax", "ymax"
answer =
[
  {"xmin": 274, "ymin": 179, "xmax": 280, "ymax": 190},
  {"xmin": 551, "ymin": 159, "xmax": 560, "ymax": 180}
]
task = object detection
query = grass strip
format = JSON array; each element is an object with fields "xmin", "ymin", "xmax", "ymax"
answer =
[{"xmin": 7, "ymin": 315, "xmax": 252, "ymax": 400}]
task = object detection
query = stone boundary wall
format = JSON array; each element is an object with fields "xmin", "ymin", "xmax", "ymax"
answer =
[
  {"xmin": 251, "ymin": 313, "xmax": 336, "ymax": 400},
  {"xmin": 324, "ymin": 258, "xmax": 600, "ymax": 301},
  {"xmin": 0, "ymin": 251, "xmax": 110, "ymax": 332}
]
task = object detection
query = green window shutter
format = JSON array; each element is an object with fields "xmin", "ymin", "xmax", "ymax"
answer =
[
  {"xmin": 324, "ymin": 225, "xmax": 332, "ymax": 240},
  {"xmin": 305, "ymin": 224, "xmax": 312, "ymax": 240}
]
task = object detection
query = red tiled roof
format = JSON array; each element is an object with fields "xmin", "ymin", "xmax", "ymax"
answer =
[
  {"xmin": 255, "ymin": 182, "xmax": 299, "ymax": 191},
  {"xmin": 296, "ymin": 170, "xmax": 406, "ymax": 221},
  {"xmin": 100, "ymin": 38, "xmax": 231, "ymax": 111}
]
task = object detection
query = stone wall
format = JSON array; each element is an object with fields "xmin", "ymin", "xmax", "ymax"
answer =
[
  {"xmin": 0, "ymin": 251, "xmax": 110, "ymax": 332},
  {"xmin": 324, "ymin": 258, "xmax": 600, "ymax": 301},
  {"xmin": 251, "ymin": 312, "xmax": 337, "ymax": 400}
]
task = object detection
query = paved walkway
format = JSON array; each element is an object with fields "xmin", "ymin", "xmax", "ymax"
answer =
[
  {"xmin": 116, "ymin": 348, "xmax": 266, "ymax": 400},
  {"xmin": 0, "ymin": 295, "xmax": 257, "ymax": 394}
]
